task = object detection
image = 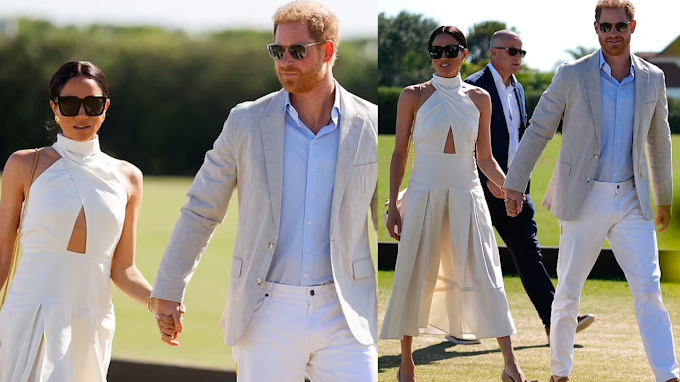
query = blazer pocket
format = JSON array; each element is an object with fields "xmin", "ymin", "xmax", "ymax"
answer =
[
  {"xmin": 351, "ymin": 161, "xmax": 378, "ymax": 178},
  {"xmin": 558, "ymin": 160, "xmax": 572, "ymax": 176},
  {"xmin": 557, "ymin": 160, "xmax": 571, "ymax": 176},
  {"xmin": 352, "ymin": 257, "xmax": 375, "ymax": 279},
  {"xmin": 352, "ymin": 160, "xmax": 378, "ymax": 168},
  {"xmin": 232, "ymin": 257, "xmax": 243, "ymax": 278},
  {"xmin": 643, "ymin": 99, "xmax": 657, "ymax": 113},
  {"xmin": 640, "ymin": 164, "xmax": 648, "ymax": 178}
]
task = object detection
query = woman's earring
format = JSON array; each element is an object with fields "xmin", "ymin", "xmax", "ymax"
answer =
[{"xmin": 55, "ymin": 115, "xmax": 61, "ymax": 125}]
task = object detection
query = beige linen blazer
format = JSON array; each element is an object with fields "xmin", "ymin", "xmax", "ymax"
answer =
[
  {"xmin": 505, "ymin": 51, "xmax": 672, "ymax": 221},
  {"xmin": 151, "ymin": 84, "xmax": 379, "ymax": 346}
]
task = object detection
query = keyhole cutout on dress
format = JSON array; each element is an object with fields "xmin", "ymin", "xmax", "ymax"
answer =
[
  {"xmin": 443, "ymin": 127, "xmax": 457, "ymax": 154},
  {"xmin": 67, "ymin": 206, "xmax": 87, "ymax": 254}
]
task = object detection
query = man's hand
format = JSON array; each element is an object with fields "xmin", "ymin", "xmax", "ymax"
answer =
[
  {"xmin": 504, "ymin": 188, "xmax": 526, "ymax": 217},
  {"xmin": 656, "ymin": 205, "xmax": 672, "ymax": 233},
  {"xmin": 150, "ymin": 298, "xmax": 186, "ymax": 346},
  {"xmin": 486, "ymin": 180, "xmax": 506, "ymax": 199}
]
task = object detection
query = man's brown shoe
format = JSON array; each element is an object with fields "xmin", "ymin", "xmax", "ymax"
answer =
[
  {"xmin": 549, "ymin": 376, "xmax": 570, "ymax": 382},
  {"xmin": 544, "ymin": 314, "xmax": 596, "ymax": 342},
  {"xmin": 576, "ymin": 314, "xmax": 595, "ymax": 333}
]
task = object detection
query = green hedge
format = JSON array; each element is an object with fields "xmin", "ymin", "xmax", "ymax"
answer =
[
  {"xmin": 378, "ymin": 87, "xmax": 402, "ymax": 135},
  {"xmin": 0, "ymin": 20, "xmax": 377, "ymax": 175},
  {"xmin": 378, "ymin": 86, "xmax": 680, "ymax": 135}
]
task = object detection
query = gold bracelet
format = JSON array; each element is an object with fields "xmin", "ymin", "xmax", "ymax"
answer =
[{"xmin": 147, "ymin": 298, "xmax": 153, "ymax": 313}]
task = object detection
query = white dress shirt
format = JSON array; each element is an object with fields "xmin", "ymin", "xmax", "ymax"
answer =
[{"xmin": 489, "ymin": 63, "xmax": 521, "ymax": 167}]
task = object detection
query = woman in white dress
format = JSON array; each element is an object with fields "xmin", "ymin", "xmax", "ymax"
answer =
[
  {"xmin": 0, "ymin": 61, "xmax": 175, "ymax": 381},
  {"xmin": 381, "ymin": 27, "xmax": 535, "ymax": 382}
]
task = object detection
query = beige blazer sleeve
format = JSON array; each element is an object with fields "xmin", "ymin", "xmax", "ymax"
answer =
[
  {"xmin": 370, "ymin": 182, "xmax": 378, "ymax": 238},
  {"xmin": 647, "ymin": 71, "xmax": 673, "ymax": 206},
  {"xmin": 151, "ymin": 114, "xmax": 238, "ymax": 303},
  {"xmin": 504, "ymin": 65, "xmax": 568, "ymax": 193}
]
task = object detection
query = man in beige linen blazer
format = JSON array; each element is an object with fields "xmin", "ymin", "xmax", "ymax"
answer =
[
  {"xmin": 504, "ymin": 1, "xmax": 677, "ymax": 381},
  {"xmin": 147, "ymin": 2, "xmax": 378, "ymax": 381},
  {"xmin": 504, "ymin": 54, "xmax": 672, "ymax": 223}
]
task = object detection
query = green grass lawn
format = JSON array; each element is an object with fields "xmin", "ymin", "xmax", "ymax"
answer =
[
  {"xmin": 110, "ymin": 177, "xmax": 237, "ymax": 369},
  {"xmin": 1, "ymin": 176, "xmax": 377, "ymax": 370},
  {"xmin": 378, "ymin": 270, "xmax": 680, "ymax": 381},
  {"xmin": 116, "ymin": 177, "xmax": 379, "ymax": 370},
  {"xmin": 378, "ymin": 134, "xmax": 680, "ymax": 249}
]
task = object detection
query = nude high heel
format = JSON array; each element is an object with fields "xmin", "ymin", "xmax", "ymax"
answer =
[{"xmin": 502, "ymin": 369, "xmax": 538, "ymax": 382}]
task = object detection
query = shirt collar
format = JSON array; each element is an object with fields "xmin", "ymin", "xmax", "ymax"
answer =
[
  {"xmin": 285, "ymin": 82, "xmax": 341, "ymax": 129},
  {"xmin": 489, "ymin": 63, "xmax": 516, "ymax": 88},
  {"xmin": 599, "ymin": 49, "xmax": 635, "ymax": 79}
]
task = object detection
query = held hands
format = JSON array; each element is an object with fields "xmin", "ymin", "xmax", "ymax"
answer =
[
  {"xmin": 386, "ymin": 204, "xmax": 402, "ymax": 241},
  {"xmin": 148, "ymin": 297, "xmax": 187, "ymax": 346},
  {"xmin": 656, "ymin": 205, "xmax": 672, "ymax": 233},
  {"xmin": 504, "ymin": 188, "xmax": 526, "ymax": 217},
  {"xmin": 486, "ymin": 180, "xmax": 506, "ymax": 199}
]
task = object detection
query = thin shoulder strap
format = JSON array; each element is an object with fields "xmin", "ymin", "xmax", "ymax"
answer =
[{"xmin": 1, "ymin": 148, "xmax": 40, "ymax": 307}]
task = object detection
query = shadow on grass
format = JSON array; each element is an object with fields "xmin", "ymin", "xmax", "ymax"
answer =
[{"xmin": 378, "ymin": 340, "xmax": 585, "ymax": 372}]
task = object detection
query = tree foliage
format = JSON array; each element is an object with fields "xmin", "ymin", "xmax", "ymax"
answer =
[
  {"xmin": 0, "ymin": 19, "xmax": 377, "ymax": 175},
  {"xmin": 465, "ymin": 21, "xmax": 514, "ymax": 64},
  {"xmin": 378, "ymin": 12, "xmax": 439, "ymax": 87}
]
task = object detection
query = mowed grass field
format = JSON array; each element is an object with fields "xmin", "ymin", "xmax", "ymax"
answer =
[
  {"xmin": 378, "ymin": 271, "xmax": 680, "ymax": 381},
  {"xmin": 378, "ymin": 134, "xmax": 680, "ymax": 380},
  {"xmin": 109, "ymin": 178, "xmax": 237, "ymax": 369},
  {"xmin": 0, "ymin": 176, "xmax": 377, "ymax": 370},
  {"xmin": 378, "ymin": 134, "xmax": 680, "ymax": 249}
]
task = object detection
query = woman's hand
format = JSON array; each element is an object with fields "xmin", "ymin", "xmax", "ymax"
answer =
[{"xmin": 386, "ymin": 205, "xmax": 403, "ymax": 241}]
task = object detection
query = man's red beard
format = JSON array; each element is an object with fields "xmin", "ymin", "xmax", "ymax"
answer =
[
  {"xmin": 277, "ymin": 61, "xmax": 325, "ymax": 94},
  {"xmin": 600, "ymin": 36, "xmax": 629, "ymax": 56}
]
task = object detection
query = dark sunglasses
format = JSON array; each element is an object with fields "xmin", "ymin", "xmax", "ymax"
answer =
[
  {"xmin": 494, "ymin": 47, "xmax": 527, "ymax": 58},
  {"xmin": 53, "ymin": 96, "xmax": 107, "ymax": 117},
  {"xmin": 428, "ymin": 44, "xmax": 465, "ymax": 59},
  {"xmin": 267, "ymin": 41, "xmax": 328, "ymax": 60},
  {"xmin": 598, "ymin": 22, "xmax": 631, "ymax": 33}
]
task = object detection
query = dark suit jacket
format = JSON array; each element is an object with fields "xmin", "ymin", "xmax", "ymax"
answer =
[{"xmin": 465, "ymin": 65, "xmax": 529, "ymax": 193}]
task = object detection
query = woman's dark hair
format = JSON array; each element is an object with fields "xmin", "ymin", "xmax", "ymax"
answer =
[
  {"xmin": 428, "ymin": 26, "xmax": 467, "ymax": 48},
  {"xmin": 47, "ymin": 61, "xmax": 109, "ymax": 135}
]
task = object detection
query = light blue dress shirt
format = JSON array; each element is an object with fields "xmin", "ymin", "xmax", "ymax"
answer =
[
  {"xmin": 595, "ymin": 50, "xmax": 636, "ymax": 183},
  {"xmin": 265, "ymin": 88, "xmax": 341, "ymax": 286}
]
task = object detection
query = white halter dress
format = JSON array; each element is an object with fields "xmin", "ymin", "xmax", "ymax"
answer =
[
  {"xmin": 0, "ymin": 134, "xmax": 127, "ymax": 382},
  {"xmin": 380, "ymin": 74, "xmax": 516, "ymax": 340}
]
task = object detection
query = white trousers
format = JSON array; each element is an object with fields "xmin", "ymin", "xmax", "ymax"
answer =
[
  {"xmin": 551, "ymin": 178, "xmax": 679, "ymax": 381},
  {"xmin": 232, "ymin": 282, "xmax": 378, "ymax": 382}
]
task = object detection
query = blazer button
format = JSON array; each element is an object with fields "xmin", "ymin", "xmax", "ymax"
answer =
[
  {"xmin": 593, "ymin": 154, "xmax": 599, "ymax": 159},
  {"xmin": 267, "ymin": 243, "xmax": 275, "ymax": 250},
  {"xmin": 586, "ymin": 178, "xmax": 592, "ymax": 182},
  {"xmin": 256, "ymin": 278, "xmax": 263, "ymax": 285}
]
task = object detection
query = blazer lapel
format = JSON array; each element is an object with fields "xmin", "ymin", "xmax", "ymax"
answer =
[
  {"xmin": 482, "ymin": 67, "xmax": 509, "ymax": 138},
  {"xmin": 632, "ymin": 55, "xmax": 649, "ymax": 158},
  {"xmin": 514, "ymin": 86, "xmax": 526, "ymax": 130},
  {"xmin": 260, "ymin": 90, "xmax": 287, "ymax": 234},
  {"xmin": 330, "ymin": 85, "xmax": 362, "ymax": 233},
  {"xmin": 481, "ymin": 66, "xmax": 510, "ymax": 165},
  {"xmin": 584, "ymin": 51, "xmax": 603, "ymax": 151}
]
